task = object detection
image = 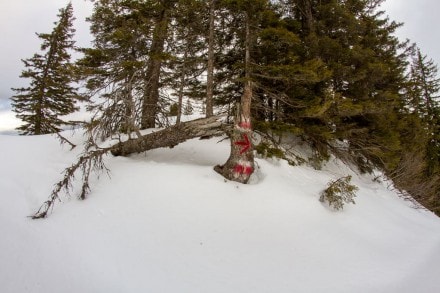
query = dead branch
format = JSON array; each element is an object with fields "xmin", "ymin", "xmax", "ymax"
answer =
[{"xmin": 31, "ymin": 147, "xmax": 111, "ymax": 219}]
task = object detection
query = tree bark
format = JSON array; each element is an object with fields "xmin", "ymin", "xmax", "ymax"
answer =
[
  {"xmin": 214, "ymin": 11, "xmax": 255, "ymax": 184},
  {"xmin": 176, "ymin": 49, "xmax": 188, "ymax": 125},
  {"xmin": 111, "ymin": 115, "xmax": 228, "ymax": 157},
  {"xmin": 141, "ymin": 4, "xmax": 170, "ymax": 129},
  {"xmin": 205, "ymin": 0, "xmax": 216, "ymax": 118}
]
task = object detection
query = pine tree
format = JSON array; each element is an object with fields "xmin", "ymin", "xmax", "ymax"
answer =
[
  {"xmin": 11, "ymin": 3, "xmax": 80, "ymax": 135},
  {"xmin": 78, "ymin": 0, "xmax": 153, "ymax": 139},
  {"xmin": 141, "ymin": 0, "xmax": 178, "ymax": 129},
  {"xmin": 78, "ymin": 0, "xmax": 179, "ymax": 138},
  {"xmin": 214, "ymin": 0, "xmax": 271, "ymax": 183},
  {"xmin": 408, "ymin": 48, "xmax": 440, "ymax": 176},
  {"xmin": 165, "ymin": 0, "xmax": 206, "ymax": 124}
]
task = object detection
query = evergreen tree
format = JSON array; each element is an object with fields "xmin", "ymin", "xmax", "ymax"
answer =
[
  {"xmin": 215, "ymin": 0, "xmax": 271, "ymax": 183},
  {"xmin": 141, "ymin": 0, "xmax": 178, "ymax": 129},
  {"xmin": 11, "ymin": 3, "xmax": 80, "ymax": 135},
  {"xmin": 165, "ymin": 0, "xmax": 206, "ymax": 124},
  {"xmin": 78, "ymin": 0, "xmax": 153, "ymax": 139},
  {"xmin": 79, "ymin": 0, "xmax": 178, "ymax": 138},
  {"xmin": 408, "ymin": 48, "xmax": 440, "ymax": 176},
  {"xmin": 275, "ymin": 0, "xmax": 408, "ymax": 169}
]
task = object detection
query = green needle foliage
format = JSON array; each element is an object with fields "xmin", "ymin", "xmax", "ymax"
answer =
[
  {"xmin": 320, "ymin": 175, "xmax": 359, "ymax": 211},
  {"xmin": 11, "ymin": 3, "xmax": 81, "ymax": 135}
]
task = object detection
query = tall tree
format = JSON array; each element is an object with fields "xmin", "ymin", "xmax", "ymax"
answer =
[
  {"xmin": 141, "ymin": 0, "xmax": 177, "ymax": 129},
  {"xmin": 11, "ymin": 2, "xmax": 80, "ymax": 135},
  {"xmin": 165, "ymin": 0, "xmax": 206, "ymax": 124},
  {"xmin": 79, "ymin": 0, "xmax": 179, "ymax": 138},
  {"xmin": 215, "ymin": 0, "xmax": 269, "ymax": 183},
  {"xmin": 78, "ymin": 0, "xmax": 152, "ymax": 139},
  {"xmin": 408, "ymin": 47, "xmax": 440, "ymax": 175}
]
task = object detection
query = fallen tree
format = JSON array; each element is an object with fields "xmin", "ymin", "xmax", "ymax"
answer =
[
  {"xmin": 32, "ymin": 114, "xmax": 230, "ymax": 219},
  {"xmin": 111, "ymin": 115, "xmax": 228, "ymax": 156}
]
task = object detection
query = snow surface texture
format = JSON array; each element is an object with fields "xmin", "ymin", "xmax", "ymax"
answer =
[{"xmin": 0, "ymin": 131, "xmax": 439, "ymax": 293}]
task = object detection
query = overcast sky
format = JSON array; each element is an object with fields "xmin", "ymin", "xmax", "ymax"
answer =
[{"xmin": 1, "ymin": 0, "xmax": 440, "ymax": 111}]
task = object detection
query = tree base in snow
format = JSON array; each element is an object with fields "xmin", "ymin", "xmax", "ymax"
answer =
[{"xmin": 214, "ymin": 122, "xmax": 254, "ymax": 184}]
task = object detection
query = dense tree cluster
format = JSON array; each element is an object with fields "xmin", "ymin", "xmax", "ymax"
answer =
[{"xmin": 13, "ymin": 0, "xmax": 440, "ymax": 215}]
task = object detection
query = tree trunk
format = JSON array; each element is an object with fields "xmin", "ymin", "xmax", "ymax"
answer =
[
  {"xmin": 111, "ymin": 115, "xmax": 228, "ymax": 157},
  {"xmin": 176, "ymin": 49, "xmax": 188, "ymax": 125},
  {"xmin": 205, "ymin": 0, "xmax": 215, "ymax": 118},
  {"xmin": 141, "ymin": 5, "xmax": 170, "ymax": 129},
  {"xmin": 214, "ymin": 11, "xmax": 254, "ymax": 184},
  {"xmin": 302, "ymin": 0, "xmax": 314, "ymax": 35}
]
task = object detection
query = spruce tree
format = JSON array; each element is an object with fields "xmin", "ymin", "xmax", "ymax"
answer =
[
  {"xmin": 165, "ymin": 0, "xmax": 206, "ymax": 124},
  {"xmin": 214, "ymin": 0, "xmax": 271, "ymax": 183},
  {"xmin": 78, "ymin": 0, "xmax": 153, "ymax": 139},
  {"xmin": 80, "ymin": 0, "xmax": 177, "ymax": 136},
  {"xmin": 408, "ymin": 48, "xmax": 440, "ymax": 176},
  {"xmin": 11, "ymin": 3, "xmax": 79, "ymax": 135}
]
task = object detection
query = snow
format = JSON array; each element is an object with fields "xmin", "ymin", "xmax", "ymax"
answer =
[
  {"xmin": 0, "ymin": 110, "xmax": 21, "ymax": 133},
  {"xmin": 1, "ymin": 130, "xmax": 440, "ymax": 293}
]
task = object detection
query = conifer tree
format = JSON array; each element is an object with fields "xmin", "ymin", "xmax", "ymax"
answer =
[
  {"xmin": 79, "ymin": 0, "xmax": 179, "ymax": 139},
  {"xmin": 166, "ymin": 0, "xmax": 206, "ymax": 124},
  {"xmin": 408, "ymin": 48, "xmax": 440, "ymax": 176},
  {"xmin": 78, "ymin": 0, "xmax": 153, "ymax": 139},
  {"xmin": 141, "ymin": 0, "xmax": 178, "ymax": 129},
  {"xmin": 215, "ymin": 0, "xmax": 270, "ymax": 183},
  {"xmin": 11, "ymin": 3, "xmax": 79, "ymax": 135}
]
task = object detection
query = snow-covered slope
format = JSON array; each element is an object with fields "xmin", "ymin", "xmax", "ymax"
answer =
[{"xmin": 0, "ymin": 131, "xmax": 439, "ymax": 293}]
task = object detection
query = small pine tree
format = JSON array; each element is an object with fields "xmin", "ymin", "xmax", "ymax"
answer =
[
  {"xmin": 320, "ymin": 176, "xmax": 358, "ymax": 210},
  {"xmin": 11, "ymin": 3, "xmax": 80, "ymax": 135}
]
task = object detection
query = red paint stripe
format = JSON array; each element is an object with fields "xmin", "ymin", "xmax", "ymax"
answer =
[{"xmin": 233, "ymin": 164, "xmax": 253, "ymax": 175}]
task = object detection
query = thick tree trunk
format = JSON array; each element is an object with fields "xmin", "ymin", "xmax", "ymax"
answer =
[
  {"xmin": 141, "ymin": 5, "xmax": 170, "ymax": 129},
  {"xmin": 214, "ymin": 88, "xmax": 254, "ymax": 183},
  {"xmin": 111, "ymin": 115, "xmax": 228, "ymax": 157}
]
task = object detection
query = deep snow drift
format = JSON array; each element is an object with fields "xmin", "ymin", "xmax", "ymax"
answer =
[{"xmin": 0, "ymin": 130, "xmax": 439, "ymax": 293}]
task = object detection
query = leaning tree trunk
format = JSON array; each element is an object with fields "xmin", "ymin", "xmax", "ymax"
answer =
[{"xmin": 214, "ymin": 11, "xmax": 254, "ymax": 183}]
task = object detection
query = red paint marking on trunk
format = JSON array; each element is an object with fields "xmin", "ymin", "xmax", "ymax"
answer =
[
  {"xmin": 244, "ymin": 166, "xmax": 253, "ymax": 175},
  {"xmin": 235, "ymin": 133, "xmax": 251, "ymax": 154},
  {"xmin": 233, "ymin": 164, "xmax": 253, "ymax": 175},
  {"xmin": 234, "ymin": 164, "xmax": 244, "ymax": 174},
  {"xmin": 239, "ymin": 121, "xmax": 251, "ymax": 129}
]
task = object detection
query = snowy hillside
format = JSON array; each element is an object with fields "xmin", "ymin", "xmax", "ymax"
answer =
[{"xmin": 0, "ymin": 130, "xmax": 439, "ymax": 293}]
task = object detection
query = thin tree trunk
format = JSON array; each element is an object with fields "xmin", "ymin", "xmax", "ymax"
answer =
[
  {"xmin": 205, "ymin": 0, "xmax": 215, "ymax": 118},
  {"xmin": 214, "ymin": 11, "xmax": 254, "ymax": 184},
  {"xmin": 176, "ymin": 49, "xmax": 188, "ymax": 125}
]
